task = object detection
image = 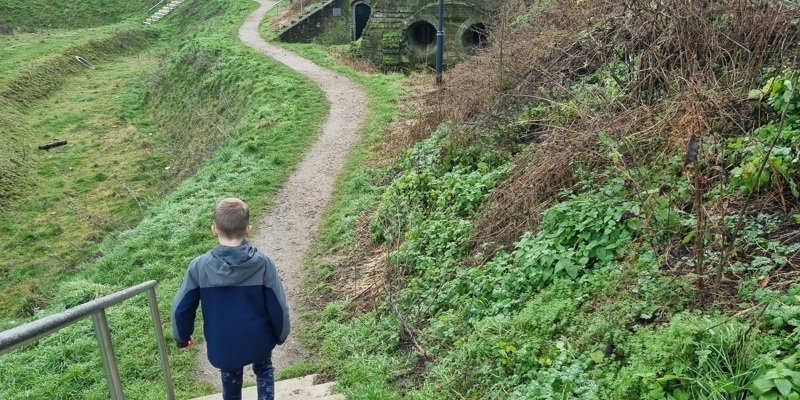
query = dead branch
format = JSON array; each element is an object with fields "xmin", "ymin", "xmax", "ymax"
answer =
[
  {"xmin": 383, "ymin": 275, "xmax": 429, "ymax": 359},
  {"xmin": 696, "ymin": 302, "xmax": 768, "ymax": 336},
  {"xmin": 38, "ymin": 140, "xmax": 67, "ymax": 150}
]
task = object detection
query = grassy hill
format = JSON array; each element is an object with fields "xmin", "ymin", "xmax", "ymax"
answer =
[
  {"xmin": 0, "ymin": 0, "xmax": 153, "ymax": 29},
  {"xmin": 0, "ymin": 0, "xmax": 348, "ymax": 398}
]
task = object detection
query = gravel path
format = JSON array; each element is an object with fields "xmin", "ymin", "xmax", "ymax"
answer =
[{"xmin": 193, "ymin": 0, "xmax": 368, "ymax": 389}]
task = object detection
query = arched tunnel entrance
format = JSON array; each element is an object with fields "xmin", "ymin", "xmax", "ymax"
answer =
[
  {"xmin": 354, "ymin": 3, "xmax": 371, "ymax": 40},
  {"xmin": 407, "ymin": 20, "xmax": 437, "ymax": 49},
  {"xmin": 462, "ymin": 23, "xmax": 489, "ymax": 49}
]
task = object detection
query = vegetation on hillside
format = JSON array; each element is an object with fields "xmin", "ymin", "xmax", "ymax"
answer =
[
  {"xmin": 3, "ymin": 0, "xmax": 800, "ymax": 399},
  {"xmin": 2, "ymin": 0, "xmax": 398, "ymax": 399},
  {"xmin": 306, "ymin": 0, "xmax": 800, "ymax": 398},
  {"xmin": 0, "ymin": 0, "xmax": 153, "ymax": 30}
]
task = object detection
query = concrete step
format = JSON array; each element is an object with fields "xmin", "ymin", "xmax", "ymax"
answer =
[
  {"xmin": 144, "ymin": 0, "xmax": 184, "ymax": 25},
  {"xmin": 189, "ymin": 374, "xmax": 344, "ymax": 400},
  {"xmin": 277, "ymin": 381, "xmax": 335, "ymax": 398}
]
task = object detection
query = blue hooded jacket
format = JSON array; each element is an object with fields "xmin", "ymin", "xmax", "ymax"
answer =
[{"xmin": 171, "ymin": 241, "xmax": 290, "ymax": 369}]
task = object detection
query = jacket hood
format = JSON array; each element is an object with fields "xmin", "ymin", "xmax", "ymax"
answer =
[{"xmin": 204, "ymin": 241, "xmax": 263, "ymax": 286}]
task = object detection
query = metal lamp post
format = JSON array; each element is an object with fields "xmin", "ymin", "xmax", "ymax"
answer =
[{"xmin": 435, "ymin": 0, "xmax": 444, "ymax": 86}]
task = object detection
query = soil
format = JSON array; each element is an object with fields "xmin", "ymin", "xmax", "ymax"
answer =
[{"xmin": 193, "ymin": 0, "xmax": 369, "ymax": 389}]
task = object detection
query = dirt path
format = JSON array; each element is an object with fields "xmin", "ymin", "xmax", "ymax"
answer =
[{"xmin": 193, "ymin": 0, "xmax": 368, "ymax": 389}]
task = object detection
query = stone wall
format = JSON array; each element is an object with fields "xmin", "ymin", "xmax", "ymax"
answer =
[
  {"xmin": 358, "ymin": 1, "xmax": 491, "ymax": 68},
  {"xmin": 276, "ymin": 0, "xmax": 492, "ymax": 68},
  {"xmin": 278, "ymin": 0, "xmax": 349, "ymax": 43}
]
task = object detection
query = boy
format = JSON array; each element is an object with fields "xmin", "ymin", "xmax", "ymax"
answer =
[{"xmin": 172, "ymin": 197, "xmax": 290, "ymax": 400}]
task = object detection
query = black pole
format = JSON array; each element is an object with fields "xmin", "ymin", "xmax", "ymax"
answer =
[{"xmin": 435, "ymin": 0, "xmax": 444, "ymax": 86}]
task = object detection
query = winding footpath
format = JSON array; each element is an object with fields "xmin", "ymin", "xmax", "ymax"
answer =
[{"xmin": 193, "ymin": 0, "xmax": 369, "ymax": 389}]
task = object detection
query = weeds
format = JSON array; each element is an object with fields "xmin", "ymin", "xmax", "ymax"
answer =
[{"xmin": 309, "ymin": 1, "xmax": 800, "ymax": 399}]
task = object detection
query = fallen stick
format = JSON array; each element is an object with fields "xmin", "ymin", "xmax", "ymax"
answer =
[{"xmin": 38, "ymin": 140, "xmax": 67, "ymax": 150}]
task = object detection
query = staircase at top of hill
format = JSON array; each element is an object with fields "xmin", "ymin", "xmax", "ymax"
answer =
[
  {"xmin": 189, "ymin": 374, "xmax": 345, "ymax": 400},
  {"xmin": 144, "ymin": 0, "xmax": 185, "ymax": 25}
]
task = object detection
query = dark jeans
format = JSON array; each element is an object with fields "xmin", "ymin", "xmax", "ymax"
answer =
[{"xmin": 220, "ymin": 355, "xmax": 275, "ymax": 400}]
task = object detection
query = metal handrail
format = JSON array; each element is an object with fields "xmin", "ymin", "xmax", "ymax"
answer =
[
  {"xmin": 271, "ymin": 0, "xmax": 290, "ymax": 19},
  {"xmin": 149, "ymin": 0, "xmax": 166, "ymax": 12},
  {"xmin": 0, "ymin": 280, "xmax": 176, "ymax": 400}
]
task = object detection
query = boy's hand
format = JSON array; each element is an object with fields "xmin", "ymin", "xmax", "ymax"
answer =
[{"xmin": 177, "ymin": 336, "xmax": 195, "ymax": 350}]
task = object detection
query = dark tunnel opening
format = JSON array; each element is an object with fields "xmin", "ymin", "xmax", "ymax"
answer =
[
  {"xmin": 462, "ymin": 23, "xmax": 489, "ymax": 49},
  {"xmin": 354, "ymin": 3, "xmax": 371, "ymax": 40},
  {"xmin": 407, "ymin": 21, "xmax": 437, "ymax": 49}
]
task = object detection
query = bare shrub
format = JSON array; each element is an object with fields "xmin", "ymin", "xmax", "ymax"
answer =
[
  {"xmin": 373, "ymin": 0, "xmax": 799, "ymax": 252},
  {"xmin": 328, "ymin": 47, "xmax": 380, "ymax": 75},
  {"xmin": 614, "ymin": 0, "xmax": 800, "ymax": 103}
]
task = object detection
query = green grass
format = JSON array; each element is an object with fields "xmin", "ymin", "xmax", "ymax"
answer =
[
  {"xmin": 0, "ymin": 0, "xmax": 153, "ymax": 29},
  {"xmin": 0, "ymin": 25, "xmax": 139, "ymax": 85},
  {"xmin": 0, "ymin": 50, "xmax": 164, "ymax": 318},
  {"xmin": 287, "ymin": 21, "xmax": 800, "ymax": 400},
  {"xmin": 276, "ymin": 361, "xmax": 319, "ymax": 380},
  {"xmin": 0, "ymin": 0, "xmax": 332, "ymax": 397}
]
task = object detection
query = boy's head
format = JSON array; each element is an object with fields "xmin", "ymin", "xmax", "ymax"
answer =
[{"xmin": 212, "ymin": 198, "xmax": 251, "ymax": 242}]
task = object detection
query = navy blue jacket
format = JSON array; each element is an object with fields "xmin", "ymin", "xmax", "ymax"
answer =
[{"xmin": 171, "ymin": 241, "xmax": 290, "ymax": 369}]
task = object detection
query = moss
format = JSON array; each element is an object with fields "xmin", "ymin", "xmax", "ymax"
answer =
[{"xmin": 381, "ymin": 30, "xmax": 402, "ymax": 49}]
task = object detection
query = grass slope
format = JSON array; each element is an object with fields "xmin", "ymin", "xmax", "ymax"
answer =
[
  {"xmin": 0, "ymin": 0, "xmax": 331, "ymax": 398},
  {"xmin": 0, "ymin": 0, "xmax": 153, "ymax": 29}
]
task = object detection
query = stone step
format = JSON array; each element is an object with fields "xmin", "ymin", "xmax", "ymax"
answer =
[
  {"xmin": 189, "ymin": 374, "xmax": 344, "ymax": 400},
  {"xmin": 277, "ymin": 381, "xmax": 336, "ymax": 398},
  {"xmin": 144, "ymin": 0, "xmax": 184, "ymax": 25}
]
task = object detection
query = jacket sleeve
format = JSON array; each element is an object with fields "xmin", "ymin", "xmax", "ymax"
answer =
[
  {"xmin": 171, "ymin": 262, "xmax": 201, "ymax": 346},
  {"xmin": 263, "ymin": 256, "xmax": 291, "ymax": 344}
]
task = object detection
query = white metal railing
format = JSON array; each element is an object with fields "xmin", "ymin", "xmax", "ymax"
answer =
[
  {"xmin": 149, "ymin": 0, "xmax": 167, "ymax": 12},
  {"xmin": 0, "ymin": 280, "xmax": 175, "ymax": 400}
]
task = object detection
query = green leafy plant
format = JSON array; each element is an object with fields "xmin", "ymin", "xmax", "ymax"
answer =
[
  {"xmin": 504, "ymin": 341, "xmax": 600, "ymax": 400},
  {"xmin": 512, "ymin": 184, "xmax": 638, "ymax": 282},
  {"xmin": 731, "ymin": 74, "xmax": 800, "ymax": 197},
  {"xmin": 746, "ymin": 354, "xmax": 800, "ymax": 400}
]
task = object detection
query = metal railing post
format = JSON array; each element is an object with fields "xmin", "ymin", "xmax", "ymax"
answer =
[
  {"xmin": 92, "ymin": 309, "xmax": 125, "ymax": 400},
  {"xmin": 148, "ymin": 288, "xmax": 176, "ymax": 400},
  {"xmin": 0, "ymin": 281, "xmax": 173, "ymax": 399},
  {"xmin": 436, "ymin": 0, "xmax": 445, "ymax": 86}
]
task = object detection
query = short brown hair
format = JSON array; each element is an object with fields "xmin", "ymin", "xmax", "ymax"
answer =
[{"xmin": 213, "ymin": 198, "xmax": 250, "ymax": 238}]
